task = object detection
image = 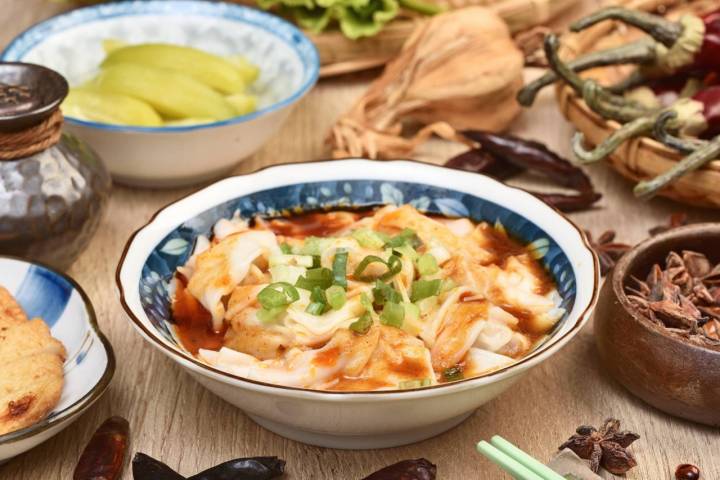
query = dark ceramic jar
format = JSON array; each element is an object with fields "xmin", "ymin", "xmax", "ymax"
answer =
[{"xmin": 0, "ymin": 62, "xmax": 111, "ymax": 271}]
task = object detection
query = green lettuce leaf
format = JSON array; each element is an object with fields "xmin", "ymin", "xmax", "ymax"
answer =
[{"xmin": 337, "ymin": 0, "xmax": 399, "ymax": 39}]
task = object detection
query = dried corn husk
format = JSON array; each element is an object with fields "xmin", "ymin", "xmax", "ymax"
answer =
[{"xmin": 329, "ymin": 6, "xmax": 524, "ymax": 159}]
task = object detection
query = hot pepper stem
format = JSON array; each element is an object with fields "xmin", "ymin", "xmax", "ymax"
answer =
[
  {"xmin": 634, "ymin": 135, "xmax": 720, "ymax": 198},
  {"xmin": 653, "ymin": 110, "xmax": 706, "ymax": 154},
  {"xmin": 517, "ymin": 38, "xmax": 657, "ymax": 106},
  {"xmin": 572, "ymin": 116, "xmax": 655, "ymax": 164},
  {"xmin": 570, "ymin": 7, "xmax": 682, "ymax": 47},
  {"xmin": 544, "ymin": 34, "xmax": 653, "ymax": 122}
]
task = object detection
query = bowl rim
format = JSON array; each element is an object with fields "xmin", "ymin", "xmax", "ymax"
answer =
[
  {"xmin": 116, "ymin": 158, "xmax": 600, "ymax": 399},
  {"xmin": 611, "ymin": 222, "xmax": 720, "ymax": 355},
  {"xmin": 0, "ymin": 0, "xmax": 320, "ymax": 134},
  {"xmin": 0, "ymin": 254, "xmax": 116, "ymax": 445}
]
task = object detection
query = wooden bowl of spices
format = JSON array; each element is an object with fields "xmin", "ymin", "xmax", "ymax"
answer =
[{"xmin": 594, "ymin": 223, "xmax": 720, "ymax": 426}]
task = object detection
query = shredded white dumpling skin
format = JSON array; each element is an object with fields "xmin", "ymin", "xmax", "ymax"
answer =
[{"xmin": 174, "ymin": 205, "xmax": 565, "ymax": 391}]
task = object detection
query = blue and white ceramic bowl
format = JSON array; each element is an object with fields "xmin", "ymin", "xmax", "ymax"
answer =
[
  {"xmin": 0, "ymin": 257, "xmax": 114, "ymax": 463},
  {"xmin": 1, "ymin": 1, "xmax": 319, "ymax": 188},
  {"xmin": 117, "ymin": 160, "xmax": 598, "ymax": 448}
]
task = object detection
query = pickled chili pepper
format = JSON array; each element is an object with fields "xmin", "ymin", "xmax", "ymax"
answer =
[
  {"xmin": 74, "ymin": 416, "xmax": 130, "ymax": 480},
  {"xmin": 361, "ymin": 458, "xmax": 437, "ymax": 480},
  {"xmin": 188, "ymin": 456, "xmax": 285, "ymax": 480},
  {"xmin": 518, "ymin": 6, "xmax": 720, "ymax": 106},
  {"xmin": 446, "ymin": 130, "xmax": 602, "ymax": 212}
]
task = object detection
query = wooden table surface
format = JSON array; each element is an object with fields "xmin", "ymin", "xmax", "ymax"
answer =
[{"xmin": 2, "ymin": 1, "xmax": 719, "ymax": 479}]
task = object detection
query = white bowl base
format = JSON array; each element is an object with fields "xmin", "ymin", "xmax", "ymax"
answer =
[{"xmin": 247, "ymin": 410, "xmax": 474, "ymax": 449}]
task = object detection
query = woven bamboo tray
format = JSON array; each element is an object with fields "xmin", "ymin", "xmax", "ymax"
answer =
[
  {"xmin": 556, "ymin": 0, "xmax": 720, "ymax": 209},
  {"xmin": 235, "ymin": 0, "xmax": 581, "ymax": 76}
]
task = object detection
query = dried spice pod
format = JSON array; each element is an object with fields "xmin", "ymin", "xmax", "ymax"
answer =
[
  {"xmin": 361, "ymin": 458, "xmax": 437, "ymax": 479},
  {"xmin": 188, "ymin": 456, "xmax": 285, "ymax": 480},
  {"xmin": 132, "ymin": 453, "xmax": 186, "ymax": 480},
  {"xmin": 446, "ymin": 131, "xmax": 602, "ymax": 212},
  {"xmin": 73, "ymin": 416, "xmax": 130, "ymax": 480},
  {"xmin": 558, "ymin": 418, "xmax": 639, "ymax": 475},
  {"xmin": 329, "ymin": 7, "xmax": 523, "ymax": 159}
]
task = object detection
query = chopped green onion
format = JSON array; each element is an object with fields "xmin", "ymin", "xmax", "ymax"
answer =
[
  {"xmin": 416, "ymin": 296, "xmax": 438, "ymax": 315},
  {"xmin": 332, "ymin": 249, "xmax": 348, "ymax": 288},
  {"xmin": 384, "ymin": 228, "xmax": 422, "ymax": 249},
  {"xmin": 295, "ymin": 267, "xmax": 333, "ymax": 290},
  {"xmin": 298, "ymin": 236, "xmax": 330, "ymax": 256},
  {"xmin": 398, "ymin": 378, "xmax": 432, "ymax": 389},
  {"xmin": 306, "ymin": 301, "xmax": 327, "ymax": 316},
  {"xmin": 279, "ymin": 243, "xmax": 293, "ymax": 254},
  {"xmin": 401, "ymin": 302, "xmax": 423, "ymax": 336},
  {"xmin": 416, "ymin": 253, "xmax": 439, "ymax": 276},
  {"xmin": 257, "ymin": 282, "xmax": 300, "ymax": 309},
  {"xmin": 372, "ymin": 280, "xmax": 402, "ymax": 306},
  {"xmin": 360, "ymin": 292, "xmax": 374, "ymax": 313},
  {"xmin": 312, "ymin": 255, "xmax": 322, "ymax": 268},
  {"xmin": 326, "ymin": 285, "xmax": 347, "ymax": 310},
  {"xmin": 269, "ymin": 254, "xmax": 313, "ymax": 267},
  {"xmin": 410, "ymin": 279, "xmax": 442, "ymax": 302},
  {"xmin": 257, "ymin": 306, "xmax": 287, "ymax": 324},
  {"xmin": 353, "ymin": 254, "xmax": 402, "ymax": 282},
  {"xmin": 306, "ymin": 286, "xmax": 330, "ymax": 315},
  {"xmin": 440, "ymin": 278, "xmax": 457, "ymax": 293},
  {"xmin": 393, "ymin": 244, "xmax": 418, "ymax": 262},
  {"xmin": 349, "ymin": 312, "xmax": 373, "ymax": 334},
  {"xmin": 351, "ymin": 228, "xmax": 385, "ymax": 249},
  {"xmin": 443, "ymin": 365, "xmax": 464, "ymax": 382},
  {"xmin": 269, "ymin": 265, "xmax": 305, "ymax": 284},
  {"xmin": 380, "ymin": 302, "xmax": 404, "ymax": 328},
  {"xmin": 403, "ymin": 302, "xmax": 420, "ymax": 322}
]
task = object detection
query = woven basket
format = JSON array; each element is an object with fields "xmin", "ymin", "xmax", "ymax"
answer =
[
  {"xmin": 234, "ymin": 0, "xmax": 580, "ymax": 76},
  {"xmin": 556, "ymin": 0, "xmax": 720, "ymax": 208}
]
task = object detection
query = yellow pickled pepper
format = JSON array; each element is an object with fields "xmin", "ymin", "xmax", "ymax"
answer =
[
  {"xmin": 101, "ymin": 43, "xmax": 249, "ymax": 95},
  {"xmin": 87, "ymin": 63, "xmax": 237, "ymax": 120},
  {"xmin": 61, "ymin": 89, "xmax": 163, "ymax": 126}
]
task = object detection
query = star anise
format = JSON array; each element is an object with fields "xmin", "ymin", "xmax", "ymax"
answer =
[
  {"xmin": 584, "ymin": 230, "xmax": 631, "ymax": 276},
  {"xmin": 559, "ymin": 418, "xmax": 640, "ymax": 475}
]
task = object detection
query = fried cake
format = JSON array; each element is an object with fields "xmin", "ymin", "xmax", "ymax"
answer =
[{"xmin": 0, "ymin": 287, "xmax": 66, "ymax": 436}]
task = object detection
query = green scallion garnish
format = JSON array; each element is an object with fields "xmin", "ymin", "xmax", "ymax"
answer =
[
  {"xmin": 279, "ymin": 243, "xmax": 293, "ymax": 254},
  {"xmin": 353, "ymin": 254, "xmax": 402, "ymax": 282},
  {"xmin": 384, "ymin": 228, "xmax": 422, "ymax": 249},
  {"xmin": 257, "ymin": 282, "xmax": 300, "ymax": 309},
  {"xmin": 295, "ymin": 267, "xmax": 333, "ymax": 290},
  {"xmin": 398, "ymin": 378, "xmax": 433, "ymax": 389},
  {"xmin": 326, "ymin": 285, "xmax": 347, "ymax": 310},
  {"xmin": 410, "ymin": 279, "xmax": 442, "ymax": 302},
  {"xmin": 380, "ymin": 302, "xmax": 404, "ymax": 327},
  {"xmin": 305, "ymin": 286, "xmax": 330, "ymax": 315},
  {"xmin": 416, "ymin": 253, "xmax": 439, "ymax": 276},
  {"xmin": 332, "ymin": 249, "xmax": 348, "ymax": 288},
  {"xmin": 351, "ymin": 228, "xmax": 386, "ymax": 249},
  {"xmin": 257, "ymin": 306, "xmax": 287, "ymax": 324},
  {"xmin": 372, "ymin": 280, "xmax": 402, "ymax": 306},
  {"xmin": 349, "ymin": 311, "xmax": 373, "ymax": 334},
  {"xmin": 443, "ymin": 365, "xmax": 464, "ymax": 382}
]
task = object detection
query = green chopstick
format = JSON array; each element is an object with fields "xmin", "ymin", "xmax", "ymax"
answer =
[
  {"xmin": 477, "ymin": 441, "xmax": 544, "ymax": 480},
  {"xmin": 490, "ymin": 436, "xmax": 566, "ymax": 480}
]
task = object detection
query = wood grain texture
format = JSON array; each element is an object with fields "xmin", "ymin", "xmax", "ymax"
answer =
[{"xmin": 1, "ymin": 1, "xmax": 718, "ymax": 478}]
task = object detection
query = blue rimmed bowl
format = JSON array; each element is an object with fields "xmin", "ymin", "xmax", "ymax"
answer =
[
  {"xmin": 0, "ymin": 256, "xmax": 115, "ymax": 463},
  {"xmin": 1, "ymin": 1, "xmax": 319, "ymax": 188},
  {"xmin": 116, "ymin": 159, "xmax": 598, "ymax": 448}
]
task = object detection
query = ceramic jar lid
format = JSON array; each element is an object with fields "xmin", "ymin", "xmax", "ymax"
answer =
[{"xmin": 0, "ymin": 62, "xmax": 67, "ymax": 132}]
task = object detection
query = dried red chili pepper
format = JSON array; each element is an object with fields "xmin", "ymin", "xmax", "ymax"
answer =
[
  {"xmin": 132, "ymin": 453, "xmax": 185, "ymax": 480},
  {"xmin": 73, "ymin": 416, "xmax": 130, "ymax": 480},
  {"xmin": 361, "ymin": 459, "xmax": 437, "ymax": 480},
  {"xmin": 519, "ymin": 7, "xmax": 720, "ymax": 106},
  {"xmin": 446, "ymin": 131, "xmax": 601, "ymax": 212},
  {"xmin": 188, "ymin": 457, "xmax": 286, "ymax": 480}
]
